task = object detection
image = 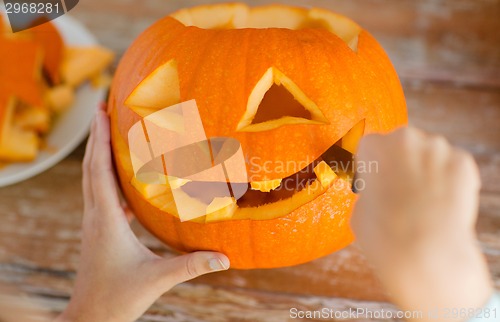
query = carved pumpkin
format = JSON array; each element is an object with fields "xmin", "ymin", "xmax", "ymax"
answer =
[{"xmin": 109, "ymin": 3, "xmax": 407, "ymax": 269}]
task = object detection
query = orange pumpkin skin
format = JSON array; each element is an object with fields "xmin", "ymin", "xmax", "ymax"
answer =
[
  {"xmin": 26, "ymin": 20, "xmax": 64, "ymax": 84},
  {"xmin": 109, "ymin": 4, "xmax": 407, "ymax": 269}
]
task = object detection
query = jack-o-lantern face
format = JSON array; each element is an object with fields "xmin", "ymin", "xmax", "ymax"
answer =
[{"xmin": 109, "ymin": 3, "xmax": 407, "ymax": 269}]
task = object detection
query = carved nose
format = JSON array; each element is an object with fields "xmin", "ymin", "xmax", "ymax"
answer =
[{"xmin": 237, "ymin": 67, "xmax": 329, "ymax": 132}]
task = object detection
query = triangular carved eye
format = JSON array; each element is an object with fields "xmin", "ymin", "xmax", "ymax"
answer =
[
  {"xmin": 125, "ymin": 59, "xmax": 181, "ymax": 117},
  {"xmin": 237, "ymin": 67, "xmax": 329, "ymax": 132}
]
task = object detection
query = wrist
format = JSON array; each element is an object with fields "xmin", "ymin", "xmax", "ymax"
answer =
[
  {"xmin": 55, "ymin": 302, "xmax": 122, "ymax": 322},
  {"xmin": 380, "ymin": 238, "xmax": 492, "ymax": 321},
  {"xmin": 54, "ymin": 310, "xmax": 74, "ymax": 322}
]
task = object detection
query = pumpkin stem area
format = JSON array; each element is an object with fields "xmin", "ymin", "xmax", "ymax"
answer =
[{"xmin": 170, "ymin": 4, "xmax": 361, "ymax": 52}]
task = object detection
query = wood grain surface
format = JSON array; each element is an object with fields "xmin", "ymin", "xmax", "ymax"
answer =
[{"xmin": 0, "ymin": 0, "xmax": 499, "ymax": 321}]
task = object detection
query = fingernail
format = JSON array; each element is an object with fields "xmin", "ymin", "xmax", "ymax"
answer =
[{"xmin": 208, "ymin": 258, "xmax": 229, "ymax": 271}]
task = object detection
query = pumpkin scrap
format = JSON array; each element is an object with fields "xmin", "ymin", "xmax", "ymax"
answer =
[
  {"xmin": 0, "ymin": 98, "xmax": 39, "ymax": 161},
  {"xmin": 0, "ymin": 16, "xmax": 114, "ymax": 164},
  {"xmin": 61, "ymin": 47, "xmax": 115, "ymax": 87},
  {"xmin": 0, "ymin": 37, "xmax": 43, "ymax": 107},
  {"xmin": 0, "ymin": 36, "xmax": 43, "ymax": 160},
  {"xmin": 18, "ymin": 18, "xmax": 65, "ymax": 84}
]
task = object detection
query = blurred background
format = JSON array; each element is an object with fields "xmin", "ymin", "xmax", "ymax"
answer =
[{"xmin": 1, "ymin": 0, "xmax": 499, "ymax": 321}]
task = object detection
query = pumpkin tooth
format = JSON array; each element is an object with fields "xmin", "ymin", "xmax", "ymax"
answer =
[
  {"xmin": 250, "ymin": 179, "xmax": 282, "ymax": 192},
  {"xmin": 167, "ymin": 176, "xmax": 191, "ymax": 189},
  {"xmin": 341, "ymin": 119, "xmax": 365, "ymax": 154},
  {"xmin": 206, "ymin": 197, "xmax": 237, "ymax": 223},
  {"xmin": 171, "ymin": 188, "xmax": 209, "ymax": 222},
  {"xmin": 314, "ymin": 161, "xmax": 338, "ymax": 188},
  {"xmin": 131, "ymin": 176, "xmax": 169, "ymax": 199}
]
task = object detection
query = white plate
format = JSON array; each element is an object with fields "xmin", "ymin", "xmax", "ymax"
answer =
[{"xmin": 0, "ymin": 15, "xmax": 107, "ymax": 187}]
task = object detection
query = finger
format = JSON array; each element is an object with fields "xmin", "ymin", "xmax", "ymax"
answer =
[
  {"xmin": 82, "ymin": 118, "xmax": 96, "ymax": 170},
  {"xmin": 82, "ymin": 119, "xmax": 97, "ymax": 210},
  {"xmin": 122, "ymin": 203, "xmax": 135, "ymax": 224},
  {"xmin": 159, "ymin": 252, "xmax": 230, "ymax": 289},
  {"xmin": 350, "ymin": 199, "xmax": 365, "ymax": 232},
  {"xmin": 424, "ymin": 134, "xmax": 450, "ymax": 170},
  {"xmin": 89, "ymin": 111, "xmax": 121, "ymax": 212},
  {"xmin": 99, "ymin": 101, "xmax": 107, "ymax": 113},
  {"xmin": 354, "ymin": 133, "xmax": 387, "ymax": 193},
  {"xmin": 356, "ymin": 133, "xmax": 384, "ymax": 160},
  {"xmin": 451, "ymin": 149, "xmax": 481, "ymax": 191}
]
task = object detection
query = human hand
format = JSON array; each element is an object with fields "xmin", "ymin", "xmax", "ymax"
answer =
[
  {"xmin": 56, "ymin": 108, "xmax": 230, "ymax": 322},
  {"xmin": 351, "ymin": 127, "xmax": 492, "ymax": 321}
]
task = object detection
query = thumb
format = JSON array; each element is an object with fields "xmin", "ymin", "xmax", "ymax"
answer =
[{"xmin": 159, "ymin": 252, "xmax": 230, "ymax": 288}]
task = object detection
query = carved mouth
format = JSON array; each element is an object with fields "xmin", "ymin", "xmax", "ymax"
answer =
[
  {"xmin": 203, "ymin": 119, "xmax": 363, "ymax": 209},
  {"xmin": 128, "ymin": 119, "xmax": 364, "ymax": 223},
  {"xmin": 239, "ymin": 139, "xmax": 357, "ymax": 208}
]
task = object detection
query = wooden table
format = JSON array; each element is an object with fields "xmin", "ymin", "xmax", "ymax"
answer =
[{"xmin": 1, "ymin": 0, "xmax": 499, "ymax": 321}]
